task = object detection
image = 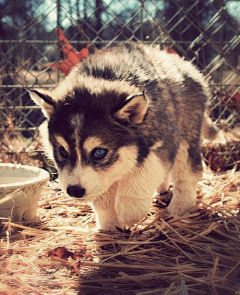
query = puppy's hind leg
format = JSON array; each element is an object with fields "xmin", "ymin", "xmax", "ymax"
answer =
[{"xmin": 168, "ymin": 140, "xmax": 202, "ymax": 216}]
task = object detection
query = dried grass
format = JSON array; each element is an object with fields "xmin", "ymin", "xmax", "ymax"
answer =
[{"xmin": 0, "ymin": 168, "xmax": 240, "ymax": 295}]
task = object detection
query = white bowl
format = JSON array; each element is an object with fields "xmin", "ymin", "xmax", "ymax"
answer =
[{"xmin": 0, "ymin": 163, "xmax": 49, "ymax": 221}]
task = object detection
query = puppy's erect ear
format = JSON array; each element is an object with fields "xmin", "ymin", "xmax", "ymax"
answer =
[
  {"xmin": 114, "ymin": 92, "xmax": 148, "ymax": 124},
  {"xmin": 27, "ymin": 89, "xmax": 55, "ymax": 119}
]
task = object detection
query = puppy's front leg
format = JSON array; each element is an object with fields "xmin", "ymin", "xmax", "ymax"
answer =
[
  {"xmin": 91, "ymin": 183, "xmax": 119, "ymax": 230},
  {"xmin": 115, "ymin": 153, "xmax": 167, "ymax": 228}
]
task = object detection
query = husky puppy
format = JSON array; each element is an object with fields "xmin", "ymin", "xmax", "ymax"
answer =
[{"xmin": 28, "ymin": 43, "xmax": 222, "ymax": 230}]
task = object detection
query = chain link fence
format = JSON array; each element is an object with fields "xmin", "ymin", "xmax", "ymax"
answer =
[{"xmin": 0, "ymin": 0, "xmax": 239, "ymax": 164}]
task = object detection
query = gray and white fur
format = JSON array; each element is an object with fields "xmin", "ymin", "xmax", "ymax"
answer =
[{"xmin": 29, "ymin": 43, "xmax": 223, "ymax": 230}]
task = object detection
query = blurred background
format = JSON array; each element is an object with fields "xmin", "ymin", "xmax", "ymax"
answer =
[{"xmin": 0, "ymin": 0, "xmax": 239, "ymax": 169}]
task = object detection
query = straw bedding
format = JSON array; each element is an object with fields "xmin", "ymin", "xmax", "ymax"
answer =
[{"xmin": 0, "ymin": 144, "xmax": 240, "ymax": 295}]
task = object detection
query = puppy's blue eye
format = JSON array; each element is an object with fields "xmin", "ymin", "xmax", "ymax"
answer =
[
  {"xmin": 92, "ymin": 148, "xmax": 108, "ymax": 161},
  {"xmin": 59, "ymin": 146, "xmax": 68, "ymax": 159}
]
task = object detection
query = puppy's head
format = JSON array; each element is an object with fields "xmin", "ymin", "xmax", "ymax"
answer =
[{"xmin": 28, "ymin": 78, "xmax": 149, "ymax": 200}]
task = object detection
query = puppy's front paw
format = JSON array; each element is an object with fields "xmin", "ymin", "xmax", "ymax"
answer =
[
  {"xmin": 116, "ymin": 202, "xmax": 149, "ymax": 227},
  {"xmin": 97, "ymin": 219, "xmax": 122, "ymax": 231},
  {"xmin": 167, "ymin": 200, "xmax": 196, "ymax": 216}
]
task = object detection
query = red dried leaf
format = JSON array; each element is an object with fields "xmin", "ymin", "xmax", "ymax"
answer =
[
  {"xmin": 83, "ymin": 253, "xmax": 94, "ymax": 260},
  {"xmin": 47, "ymin": 246, "xmax": 74, "ymax": 260},
  {"xmin": 207, "ymin": 147, "xmax": 225, "ymax": 172},
  {"xmin": 73, "ymin": 251, "xmax": 83, "ymax": 260},
  {"xmin": 166, "ymin": 47, "xmax": 179, "ymax": 55},
  {"xmin": 217, "ymin": 89, "xmax": 240, "ymax": 111},
  {"xmin": 45, "ymin": 29, "xmax": 89, "ymax": 75},
  {"xmin": 232, "ymin": 88, "xmax": 240, "ymax": 103},
  {"xmin": 77, "ymin": 47, "xmax": 89, "ymax": 60}
]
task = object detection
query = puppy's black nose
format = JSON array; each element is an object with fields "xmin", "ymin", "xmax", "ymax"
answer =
[{"xmin": 67, "ymin": 185, "xmax": 86, "ymax": 198}]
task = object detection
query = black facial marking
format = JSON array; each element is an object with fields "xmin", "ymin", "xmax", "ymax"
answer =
[{"xmin": 87, "ymin": 151, "xmax": 119, "ymax": 171}]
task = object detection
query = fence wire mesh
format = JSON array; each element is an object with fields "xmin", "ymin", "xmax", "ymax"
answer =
[{"xmin": 0, "ymin": 0, "xmax": 239, "ymax": 163}]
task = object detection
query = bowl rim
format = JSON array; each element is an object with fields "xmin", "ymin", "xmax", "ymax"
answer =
[{"xmin": 0, "ymin": 163, "xmax": 50, "ymax": 189}]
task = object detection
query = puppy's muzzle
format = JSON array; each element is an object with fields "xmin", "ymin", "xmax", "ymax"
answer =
[{"xmin": 67, "ymin": 185, "xmax": 86, "ymax": 198}]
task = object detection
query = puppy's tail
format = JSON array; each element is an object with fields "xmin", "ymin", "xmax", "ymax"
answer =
[{"xmin": 201, "ymin": 113, "xmax": 226, "ymax": 144}]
